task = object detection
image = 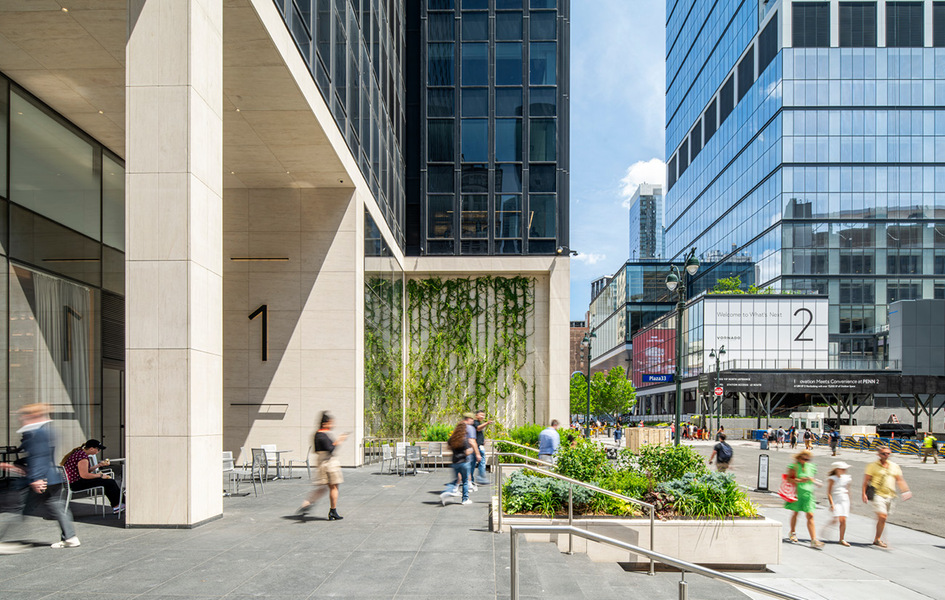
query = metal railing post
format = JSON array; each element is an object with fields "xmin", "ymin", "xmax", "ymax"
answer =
[
  {"xmin": 496, "ymin": 463, "xmax": 503, "ymax": 533},
  {"xmin": 679, "ymin": 572, "xmax": 688, "ymax": 600},
  {"xmin": 510, "ymin": 528, "xmax": 520, "ymax": 600},
  {"xmin": 567, "ymin": 484, "xmax": 573, "ymax": 555},
  {"xmin": 649, "ymin": 505, "xmax": 655, "ymax": 576}
]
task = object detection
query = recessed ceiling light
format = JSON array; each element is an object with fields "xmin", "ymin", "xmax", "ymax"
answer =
[
  {"xmin": 286, "ymin": 171, "xmax": 290, "ymax": 174},
  {"xmin": 98, "ymin": 110, "xmax": 104, "ymax": 114},
  {"xmin": 339, "ymin": 178, "xmax": 344, "ymax": 183},
  {"xmin": 16, "ymin": 112, "xmax": 22, "ymax": 115},
  {"xmin": 235, "ymin": 108, "xmax": 240, "ymax": 112},
  {"xmin": 61, "ymin": 7, "xmax": 68, "ymax": 12},
  {"xmin": 230, "ymin": 171, "xmax": 235, "ymax": 175}
]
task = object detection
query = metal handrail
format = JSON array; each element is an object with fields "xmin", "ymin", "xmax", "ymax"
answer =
[
  {"xmin": 494, "ymin": 457, "xmax": 656, "ymax": 576},
  {"xmin": 490, "ymin": 439, "xmax": 540, "ymax": 454},
  {"xmin": 509, "ymin": 525, "xmax": 807, "ymax": 600}
]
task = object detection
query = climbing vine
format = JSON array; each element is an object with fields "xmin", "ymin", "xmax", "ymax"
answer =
[{"xmin": 364, "ymin": 275, "xmax": 536, "ymax": 438}]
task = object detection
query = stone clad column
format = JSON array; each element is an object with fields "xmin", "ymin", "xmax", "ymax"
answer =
[{"xmin": 125, "ymin": 0, "xmax": 224, "ymax": 526}]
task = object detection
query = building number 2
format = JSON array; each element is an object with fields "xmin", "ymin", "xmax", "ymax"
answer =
[
  {"xmin": 249, "ymin": 304, "xmax": 268, "ymax": 361},
  {"xmin": 794, "ymin": 307, "xmax": 813, "ymax": 342}
]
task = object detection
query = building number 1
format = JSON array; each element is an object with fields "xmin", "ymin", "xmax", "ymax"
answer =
[{"xmin": 249, "ymin": 304, "xmax": 268, "ymax": 361}]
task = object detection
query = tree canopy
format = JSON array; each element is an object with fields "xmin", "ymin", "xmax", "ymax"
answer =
[{"xmin": 569, "ymin": 366, "xmax": 637, "ymax": 421}]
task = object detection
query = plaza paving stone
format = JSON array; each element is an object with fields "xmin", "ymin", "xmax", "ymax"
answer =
[{"xmin": 0, "ymin": 463, "xmax": 940, "ymax": 599}]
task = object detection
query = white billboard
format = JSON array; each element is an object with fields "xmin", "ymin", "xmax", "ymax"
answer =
[{"xmin": 702, "ymin": 297, "xmax": 828, "ymax": 370}]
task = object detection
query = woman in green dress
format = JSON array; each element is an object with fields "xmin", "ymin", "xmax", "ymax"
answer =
[{"xmin": 785, "ymin": 450, "xmax": 824, "ymax": 549}]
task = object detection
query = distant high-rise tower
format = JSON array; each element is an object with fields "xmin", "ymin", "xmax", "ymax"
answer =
[{"xmin": 628, "ymin": 183, "xmax": 664, "ymax": 260}]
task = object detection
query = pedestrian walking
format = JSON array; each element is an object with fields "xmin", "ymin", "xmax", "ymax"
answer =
[
  {"xmin": 472, "ymin": 410, "xmax": 492, "ymax": 485},
  {"xmin": 790, "ymin": 427, "xmax": 798, "ymax": 449},
  {"xmin": 613, "ymin": 419, "xmax": 623, "ymax": 446},
  {"xmin": 921, "ymin": 431, "xmax": 939, "ymax": 464},
  {"xmin": 829, "ymin": 429, "xmax": 841, "ymax": 456},
  {"xmin": 715, "ymin": 425, "xmax": 725, "ymax": 442},
  {"xmin": 862, "ymin": 445, "xmax": 912, "ymax": 548},
  {"xmin": 785, "ymin": 450, "xmax": 824, "ymax": 550},
  {"xmin": 0, "ymin": 403, "xmax": 79, "ymax": 553},
  {"xmin": 804, "ymin": 428, "xmax": 814, "ymax": 451},
  {"xmin": 440, "ymin": 414, "xmax": 476, "ymax": 505},
  {"xmin": 709, "ymin": 433, "xmax": 733, "ymax": 472},
  {"xmin": 538, "ymin": 420, "xmax": 561, "ymax": 464},
  {"xmin": 776, "ymin": 426, "xmax": 786, "ymax": 450},
  {"xmin": 296, "ymin": 412, "xmax": 347, "ymax": 520},
  {"xmin": 826, "ymin": 461, "xmax": 852, "ymax": 546}
]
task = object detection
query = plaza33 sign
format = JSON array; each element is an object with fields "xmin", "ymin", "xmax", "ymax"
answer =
[{"xmin": 702, "ymin": 297, "xmax": 828, "ymax": 367}]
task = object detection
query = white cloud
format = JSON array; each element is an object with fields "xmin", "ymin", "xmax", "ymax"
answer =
[
  {"xmin": 573, "ymin": 252, "xmax": 607, "ymax": 266},
  {"xmin": 619, "ymin": 158, "xmax": 666, "ymax": 209}
]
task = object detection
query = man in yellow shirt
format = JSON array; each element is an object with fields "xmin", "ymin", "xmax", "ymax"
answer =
[
  {"xmin": 921, "ymin": 432, "xmax": 939, "ymax": 464},
  {"xmin": 862, "ymin": 446, "xmax": 912, "ymax": 548}
]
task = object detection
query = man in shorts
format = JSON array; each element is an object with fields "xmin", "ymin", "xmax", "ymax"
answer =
[
  {"xmin": 709, "ymin": 433, "xmax": 733, "ymax": 472},
  {"xmin": 862, "ymin": 445, "xmax": 912, "ymax": 548}
]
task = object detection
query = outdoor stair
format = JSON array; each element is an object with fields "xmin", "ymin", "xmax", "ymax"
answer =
[{"xmin": 509, "ymin": 537, "xmax": 752, "ymax": 600}]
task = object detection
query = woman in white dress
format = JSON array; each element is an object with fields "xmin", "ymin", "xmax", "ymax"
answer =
[{"xmin": 826, "ymin": 461, "xmax": 852, "ymax": 546}]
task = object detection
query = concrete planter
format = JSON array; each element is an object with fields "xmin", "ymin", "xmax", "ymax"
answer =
[{"xmin": 491, "ymin": 498, "xmax": 781, "ymax": 569}]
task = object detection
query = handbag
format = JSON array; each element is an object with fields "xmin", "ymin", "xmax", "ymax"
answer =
[
  {"xmin": 777, "ymin": 474, "xmax": 798, "ymax": 503},
  {"xmin": 866, "ymin": 483, "xmax": 875, "ymax": 500}
]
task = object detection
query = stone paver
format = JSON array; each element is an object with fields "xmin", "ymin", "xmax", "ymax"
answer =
[{"xmin": 1, "ymin": 463, "xmax": 940, "ymax": 599}]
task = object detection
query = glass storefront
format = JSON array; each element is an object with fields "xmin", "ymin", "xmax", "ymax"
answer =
[{"xmin": 0, "ymin": 72, "xmax": 124, "ymax": 451}]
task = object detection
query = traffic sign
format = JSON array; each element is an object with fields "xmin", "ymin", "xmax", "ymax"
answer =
[{"xmin": 714, "ymin": 386, "xmax": 724, "ymax": 396}]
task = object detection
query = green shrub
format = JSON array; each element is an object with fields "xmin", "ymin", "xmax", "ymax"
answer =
[
  {"xmin": 597, "ymin": 470, "xmax": 650, "ymax": 499},
  {"xmin": 554, "ymin": 437, "xmax": 612, "ymax": 483},
  {"xmin": 657, "ymin": 472, "xmax": 758, "ymax": 519},
  {"xmin": 421, "ymin": 423, "xmax": 453, "ymax": 442},
  {"xmin": 508, "ymin": 424, "xmax": 544, "ymax": 447},
  {"xmin": 634, "ymin": 444, "xmax": 708, "ymax": 482},
  {"xmin": 502, "ymin": 470, "xmax": 595, "ymax": 515}
]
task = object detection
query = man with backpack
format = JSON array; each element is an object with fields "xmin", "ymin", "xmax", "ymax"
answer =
[
  {"xmin": 829, "ymin": 429, "xmax": 842, "ymax": 456},
  {"xmin": 709, "ymin": 433, "xmax": 733, "ymax": 472}
]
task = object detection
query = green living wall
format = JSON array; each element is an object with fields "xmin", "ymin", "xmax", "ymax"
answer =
[{"xmin": 365, "ymin": 275, "xmax": 536, "ymax": 438}]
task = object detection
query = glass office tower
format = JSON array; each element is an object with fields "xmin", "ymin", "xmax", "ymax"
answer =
[
  {"xmin": 628, "ymin": 183, "xmax": 664, "ymax": 259},
  {"xmin": 665, "ymin": 0, "xmax": 945, "ymax": 361},
  {"xmin": 406, "ymin": 0, "xmax": 570, "ymax": 256}
]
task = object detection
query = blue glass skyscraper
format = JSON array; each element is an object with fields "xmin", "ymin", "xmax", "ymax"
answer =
[{"xmin": 665, "ymin": 0, "xmax": 945, "ymax": 361}]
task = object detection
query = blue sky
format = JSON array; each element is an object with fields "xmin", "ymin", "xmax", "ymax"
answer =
[{"xmin": 568, "ymin": 0, "xmax": 666, "ymax": 320}]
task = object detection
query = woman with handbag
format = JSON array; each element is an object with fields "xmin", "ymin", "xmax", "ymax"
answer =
[{"xmin": 784, "ymin": 450, "xmax": 824, "ymax": 550}]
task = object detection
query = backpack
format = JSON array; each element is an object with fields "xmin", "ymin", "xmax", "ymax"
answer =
[{"xmin": 717, "ymin": 442, "xmax": 733, "ymax": 463}]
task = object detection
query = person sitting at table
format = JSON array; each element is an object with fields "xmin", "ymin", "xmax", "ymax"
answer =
[{"xmin": 60, "ymin": 440, "xmax": 123, "ymax": 513}]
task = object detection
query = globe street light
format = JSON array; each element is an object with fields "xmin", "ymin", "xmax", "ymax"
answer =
[
  {"xmin": 581, "ymin": 331, "xmax": 596, "ymax": 437},
  {"xmin": 709, "ymin": 345, "xmax": 726, "ymax": 434},
  {"xmin": 665, "ymin": 247, "xmax": 699, "ymax": 446}
]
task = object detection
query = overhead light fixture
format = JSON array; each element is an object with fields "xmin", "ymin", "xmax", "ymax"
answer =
[
  {"xmin": 235, "ymin": 108, "xmax": 240, "ymax": 112},
  {"xmin": 230, "ymin": 257, "xmax": 289, "ymax": 262},
  {"xmin": 61, "ymin": 7, "xmax": 69, "ymax": 12},
  {"xmin": 98, "ymin": 110, "xmax": 104, "ymax": 114}
]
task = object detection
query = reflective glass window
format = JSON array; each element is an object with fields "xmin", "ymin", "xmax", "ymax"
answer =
[
  {"xmin": 496, "ymin": 11, "xmax": 523, "ymax": 39},
  {"xmin": 10, "ymin": 91, "xmax": 101, "ymax": 240},
  {"xmin": 496, "ymin": 119, "xmax": 523, "ymax": 161},
  {"xmin": 462, "ymin": 12, "xmax": 488, "ymax": 40},
  {"xmin": 428, "ymin": 119, "xmax": 454, "ymax": 161},
  {"xmin": 793, "ymin": 2, "xmax": 830, "ymax": 47},
  {"xmin": 528, "ymin": 194, "xmax": 556, "ymax": 238},
  {"xmin": 839, "ymin": 2, "xmax": 877, "ymax": 47},
  {"xmin": 719, "ymin": 76, "xmax": 734, "ymax": 123},
  {"xmin": 102, "ymin": 155, "xmax": 124, "ymax": 251},
  {"xmin": 461, "ymin": 164, "xmax": 489, "ymax": 192},
  {"xmin": 935, "ymin": 2, "xmax": 945, "ymax": 46},
  {"xmin": 429, "ymin": 0, "xmax": 454, "ymax": 8},
  {"xmin": 496, "ymin": 88, "xmax": 524, "ymax": 116},
  {"xmin": 886, "ymin": 2, "xmax": 924, "ymax": 47},
  {"xmin": 529, "ymin": 164, "xmax": 556, "ymax": 192},
  {"xmin": 316, "ymin": 0, "xmax": 331, "ymax": 67},
  {"xmin": 428, "ymin": 164, "xmax": 454, "ymax": 193},
  {"xmin": 529, "ymin": 87, "xmax": 556, "ymax": 116},
  {"xmin": 690, "ymin": 120, "xmax": 702, "ymax": 160},
  {"xmin": 530, "ymin": 0, "xmax": 555, "ymax": 7},
  {"xmin": 464, "ymin": 0, "xmax": 487, "ymax": 8},
  {"xmin": 529, "ymin": 119, "xmax": 556, "ymax": 161},
  {"xmin": 461, "ymin": 118, "xmax": 488, "ymax": 162},
  {"xmin": 704, "ymin": 99, "xmax": 717, "ymax": 142},
  {"xmin": 529, "ymin": 42, "xmax": 556, "ymax": 85},
  {"xmin": 428, "ymin": 88, "xmax": 454, "ymax": 117},
  {"xmin": 428, "ymin": 12, "xmax": 454, "ymax": 41},
  {"xmin": 737, "ymin": 45, "xmax": 754, "ymax": 101},
  {"xmin": 428, "ymin": 196, "xmax": 454, "ymax": 238},
  {"xmin": 462, "ymin": 88, "xmax": 488, "ymax": 117},
  {"xmin": 497, "ymin": 0, "xmax": 522, "ymax": 7},
  {"xmin": 530, "ymin": 12, "xmax": 556, "ymax": 39},
  {"xmin": 496, "ymin": 43, "xmax": 523, "ymax": 85},
  {"xmin": 461, "ymin": 195, "xmax": 488, "ymax": 238},
  {"xmin": 462, "ymin": 43, "xmax": 488, "ymax": 85},
  {"xmin": 758, "ymin": 12, "xmax": 779, "ymax": 72},
  {"xmin": 496, "ymin": 164, "xmax": 523, "ymax": 191},
  {"xmin": 496, "ymin": 195, "xmax": 522, "ymax": 238},
  {"xmin": 428, "ymin": 43, "xmax": 454, "ymax": 85}
]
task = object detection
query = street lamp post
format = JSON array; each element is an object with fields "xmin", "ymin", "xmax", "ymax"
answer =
[
  {"xmin": 665, "ymin": 247, "xmax": 700, "ymax": 446},
  {"xmin": 581, "ymin": 331, "xmax": 596, "ymax": 438},
  {"xmin": 709, "ymin": 345, "xmax": 726, "ymax": 434}
]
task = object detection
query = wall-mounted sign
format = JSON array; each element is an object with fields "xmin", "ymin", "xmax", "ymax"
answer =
[{"xmin": 642, "ymin": 373, "xmax": 674, "ymax": 383}]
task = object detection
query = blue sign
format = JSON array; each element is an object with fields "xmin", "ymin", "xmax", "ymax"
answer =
[{"xmin": 642, "ymin": 374, "xmax": 674, "ymax": 383}]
